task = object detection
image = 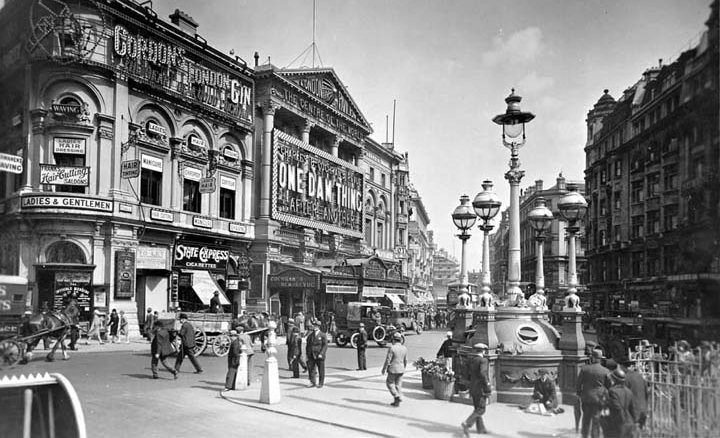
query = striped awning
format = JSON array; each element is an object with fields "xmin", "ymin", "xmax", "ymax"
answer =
[{"xmin": 325, "ymin": 285, "xmax": 358, "ymax": 294}]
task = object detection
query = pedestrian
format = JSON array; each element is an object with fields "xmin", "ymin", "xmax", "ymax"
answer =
[
  {"xmin": 144, "ymin": 307, "xmax": 155, "ymax": 342},
  {"xmin": 288, "ymin": 326, "xmax": 306, "ymax": 378},
  {"xmin": 372, "ymin": 308, "xmax": 382, "ymax": 327},
  {"xmin": 601, "ymin": 368, "xmax": 636, "ymax": 438},
  {"xmin": 306, "ymin": 322, "xmax": 328, "ymax": 388},
  {"xmin": 63, "ymin": 296, "xmax": 80, "ymax": 351},
  {"xmin": 381, "ymin": 332, "xmax": 408, "ymax": 407},
  {"xmin": 285, "ymin": 320, "xmax": 296, "ymax": 369},
  {"xmin": 119, "ymin": 310, "xmax": 129, "ymax": 343},
  {"xmin": 356, "ymin": 323, "xmax": 368, "ymax": 371},
  {"xmin": 237, "ymin": 324, "xmax": 255, "ymax": 386},
  {"xmin": 576, "ymin": 349, "xmax": 611, "ymax": 438},
  {"xmin": 108, "ymin": 309, "xmax": 119, "ymax": 343},
  {"xmin": 461, "ymin": 343, "xmax": 492, "ymax": 436},
  {"xmin": 621, "ymin": 359, "xmax": 649, "ymax": 432},
  {"xmin": 224, "ymin": 330, "xmax": 241, "ymax": 390},
  {"xmin": 209, "ymin": 291, "xmax": 222, "ymax": 313},
  {"xmin": 531, "ymin": 368, "xmax": 558, "ymax": 411},
  {"xmin": 151, "ymin": 321, "xmax": 177, "ymax": 379},
  {"xmin": 295, "ymin": 312, "xmax": 305, "ymax": 336},
  {"xmin": 174, "ymin": 313, "xmax": 203, "ymax": 375},
  {"xmin": 86, "ymin": 309, "xmax": 104, "ymax": 345},
  {"xmin": 437, "ymin": 331, "xmax": 454, "ymax": 359}
]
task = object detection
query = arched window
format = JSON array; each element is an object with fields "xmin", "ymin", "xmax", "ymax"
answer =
[{"xmin": 46, "ymin": 241, "xmax": 86, "ymax": 264}]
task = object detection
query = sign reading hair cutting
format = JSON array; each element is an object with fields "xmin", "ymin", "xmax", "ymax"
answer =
[{"xmin": 40, "ymin": 165, "xmax": 90, "ymax": 186}]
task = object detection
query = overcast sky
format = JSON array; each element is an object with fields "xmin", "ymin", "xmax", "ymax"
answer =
[{"xmin": 154, "ymin": 0, "xmax": 712, "ymax": 267}]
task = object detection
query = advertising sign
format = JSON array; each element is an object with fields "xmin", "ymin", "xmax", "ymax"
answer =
[
  {"xmin": 0, "ymin": 152, "xmax": 23, "ymax": 174},
  {"xmin": 115, "ymin": 250, "xmax": 135, "ymax": 298},
  {"xmin": 173, "ymin": 242, "xmax": 229, "ymax": 270},
  {"xmin": 53, "ymin": 137, "xmax": 86, "ymax": 155},
  {"xmin": 199, "ymin": 177, "xmax": 216, "ymax": 193},
  {"xmin": 271, "ymin": 130, "xmax": 364, "ymax": 238},
  {"xmin": 21, "ymin": 195, "xmax": 113, "ymax": 212},
  {"xmin": 40, "ymin": 165, "xmax": 90, "ymax": 186},
  {"xmin": 121, "ymin": 160, "xmax": 140, "ymax": 179}
]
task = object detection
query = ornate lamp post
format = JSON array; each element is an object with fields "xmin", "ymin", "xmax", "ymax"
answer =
[
  {"xmin": 472, "ymin": 180, "xmax": 502, "ymax": 305},
  {"xmin": 527, "ymin": 197, "xmax": 553, "ymax": 309},
  {"xmin": 492, "ymin": 90, "xmax": 535, "ymax": 302},
  {"xmin": 557, "ymin": 185, "xmax": 588, "ymax": 311},
  {"xmin": 452, "ymin": 194, "xmax": 477, "ymax": 307}
]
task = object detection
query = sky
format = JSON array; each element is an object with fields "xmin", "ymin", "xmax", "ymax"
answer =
[{"xmin": 152, "ymin": 0, "xmax": 712, "ymax": 268}]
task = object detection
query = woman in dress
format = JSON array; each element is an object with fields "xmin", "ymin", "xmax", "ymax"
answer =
[
  {"xmin": 119, "ymin": 310, "xmax": 129, "ymax": 343},
  {"xmin": 87, "ymin": 309, "xmax": 104, "ymax": 345},
  {"xmin": 108, "ymin": 309, "xmax": 120, "ymax": 343}
]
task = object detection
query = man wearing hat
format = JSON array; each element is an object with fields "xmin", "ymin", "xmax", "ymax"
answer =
[
  {"xmin": 381, "ymin": 332, "xmax": 408, "ymax": 407},
  {"xmin": 288, "ymin": 325, "xmax": 306, "ymax": 378},
  {"xmin": 356, "ymin": 323, "xmax": 368, "ymax": 371},
  {"xmin": 576, "ymin": 349, "xmax": 611, "ymax": 438},
  {"xmin": 602, "ymin": 368, "xmax": 636, "ymax": 438},
  {"xmin": 237, "ymin": 324, "xmax": 255, "ymax": 386},
  {"xmin": 306, "ymin": 322, "xmax": 328, "ymax": 387},
  {"xmin": 461, "ymin": 343, "xmax": 492, "ymax": 436},
  {"xmin": 620, "ymin": 358, "xmax": 648, "ymax": 431},
  {"xmin": 209, "ymin": 291, "xmax": 222, "ymax": 314},
  {"xmin": 531, "ymin": 369, "xmax": 558, "ymax": 411},
  {"xmin": 151, "ymin": 320, "xmax": 177, "ymax": 380},
  {"xmin": 224, "ymin": 330, "xmax": 241, "ymax": 390},
  {"xmin": 174, "ymin": 313, "xmax": 204, "ymax": 375}
]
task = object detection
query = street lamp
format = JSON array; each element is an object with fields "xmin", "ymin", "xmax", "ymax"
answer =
[
  {"xmin": 452, "ymin": 194, "xmax": 477, "ymax": 306},
  {"xmin": 492, "ymin": 90, "xmax": 535, "ymax": 302},
  {"xmin": 472, "ymin": 180, "xmax": 502, "ymax": 304},
  {"xmin": 527, "ymin": 197, "xmax": 553, "ymax": 309},
  {"xmin": 557, "ymin": 185, "xmax": 587, "ymax": 310}
]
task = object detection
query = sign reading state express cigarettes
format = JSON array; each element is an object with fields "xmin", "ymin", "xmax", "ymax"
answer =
[{"xmin": 271, "ymin": 130, "xmax": 364, "ymax": 238}]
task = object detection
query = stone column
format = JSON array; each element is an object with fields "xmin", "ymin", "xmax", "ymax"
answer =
[
  {"xmin": 170, "ymin": 137, "xmax": 184, "ymax": 210},
  {"xmin": 259, "ymin": 102, "xmax": 277, "ymax": 219},
  {"xmin": 235, "ymin": 344, "xmax": 249, "ymax": 390},
  {"xmin": 96, "ymin": 114, "xmax": 115, "ymax": 196},
  {"xmin": 26, "ymin": 109, "xmax": 48, "ymax": 192},
  {"xmin": 301, "ymin": 120, "xmax": 314, "ymax": 144},
  {"xmin": 504, "ymin": 167, "xmax": 525, "ymax": 300},
  {"xmin": 558, "ymin": 310, "xmax": 587, "ymax": 406},
  {"xmin": 242, "ymin": 160, "xmax": 253, "ymax": 222}
]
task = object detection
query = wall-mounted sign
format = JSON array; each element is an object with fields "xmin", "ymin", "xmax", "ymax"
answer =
[
  {"xmin": 229, "ymin": 223, "xmax": 246, "ymax": 234},
  {"xmin": 53, "ymin": 137, "xmax": 86, "ymax": 155},
  {"xmin": 112, "ymin": 25, "xmax": 253, "ymax": 123},
  {"xmin": 40, "ymin": 165, "xmax": 90, "ymax": 186},
  {"xmin": 0, "ymin": 152, "xmax": 23, "ymax": 174},
  {"xmin": 222, "ymin": 145, "xmax": 239, "ymax": 161},
  {"xmin": 183, "ymin": 167, "xmax": 202, "ymax": 181},
  {"xmin": 199, "ymin": 177, "xmax": 216, "ymax": 193},
  {"xmin": 141, "ymin": 154, "xmax": 163, "ymax": 172},
  {"xmin": 189, "ymin": 135, "xmax": 205, "ymax": 149},
  {"xmin": 51, "ymin": 102, "xmax": 82, "ymax": 115},
  {"xmin": 121, "ymin": 160, "xmax": 140, "ymax": 179},
  {"xmin": 272, "ymin": 130, "xmax": 364, "ymax": 238},
  {"xmin": 192, "ymin": 216, "xmax": 213, "ymax": 229},
  {"xmin": 115, "ymin": 250, "xmax": 135, "ymax": 298},
  {"xmin": 136, "ymin": 245, "xmax": 169, "ymax": 270},
  {"xmin": 174, "ymin": 242, "xmax": 229, "ymax": 270},
  {"xmin": 220, "ymin": 175, "xmax": 236, "ymax": 190},
  {"xmin": 118, "ymin": 203, "xmax": 133, "ymax": 213},
  {"xmin": 146, "ymin": 121, "xmax": 167, "ymax": 137},
  {"xmin": 150, "ymin": 208, "xmax": 174, "ymax": 222},
  {"xmin": 21, "ymin": 195, "xmax": 113, "ymax": 212},
  {"xmin": 268, "ymin": 269, "xmax": 319, "ymax": 289},
  {"xmin": 364, "ymin": 259, "xmax": 387, "ymax": 280}
]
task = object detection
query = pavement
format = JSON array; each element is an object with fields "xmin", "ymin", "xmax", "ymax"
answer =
[{"xmin": 53, "ymin": 337, "xmax": 581, "ymax": 438}]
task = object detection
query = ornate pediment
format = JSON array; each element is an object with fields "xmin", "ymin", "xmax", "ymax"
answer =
[{"xmin": 277, "ymin": 68, "xmax": 372, "ymax": 133}]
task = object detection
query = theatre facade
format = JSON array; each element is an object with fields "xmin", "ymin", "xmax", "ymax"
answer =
[{"xmin": 0, "ymin": 0, "xmax": 254, "ymax": 333}]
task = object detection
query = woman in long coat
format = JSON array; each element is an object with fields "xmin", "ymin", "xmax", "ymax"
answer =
[{"xmin": 108, "ymin": 309, "xmax": 120, "ymax": 343}]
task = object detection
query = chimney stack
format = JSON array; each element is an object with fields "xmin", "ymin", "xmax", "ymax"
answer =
[
  {"xmin": 556, "ymin": 173, "xmax": 566, "ymax": 191},
  {"xmin": 535, "ymin": 179, "xmax": 543, "ymax": 191},
  {"xmin": 169, "ymin": 9, "xmax": 199, "ymax": 36}
]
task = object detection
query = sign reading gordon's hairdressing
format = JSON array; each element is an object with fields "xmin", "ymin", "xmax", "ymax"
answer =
[
  {"xmin": 271, "ymin": 130, "xmax": 364, "ymax": 238},
  {"xmin": 173, "ymin": 242, "xmax": 229, "ymax": 270},
  {"xmin": 111, "ymin": 24, "xmax": 253, "ymax": 123}
]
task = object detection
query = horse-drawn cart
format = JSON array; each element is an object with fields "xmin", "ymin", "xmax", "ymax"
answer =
[
  {"xmin": 0, "ymin": 275, "xmax": 31, "ymax": 368},
  {"xmin": 157, "ymin": 311, "xmax": 234, "ymax": 357}
]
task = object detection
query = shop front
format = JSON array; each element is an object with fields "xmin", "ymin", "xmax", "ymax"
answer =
[
  {"xmin": 353, "ymin": 256, "xmax": 409, "ymax": 307},
  {"xmin": 172, "ymin": 241, "xmax": 231, "ymax": 313},
  {"xmin": 267, "ymin": 262, "xmax": 322, "ymax": 319}
]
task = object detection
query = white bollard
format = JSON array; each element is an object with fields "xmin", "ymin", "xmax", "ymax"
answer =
[
  {"xmin": 235, "ymin": 344, "xmax": 249, "ymax": 390},
  {"xmin": 260, "ymin": 321, "xmax": 281, "ymax": 404}
]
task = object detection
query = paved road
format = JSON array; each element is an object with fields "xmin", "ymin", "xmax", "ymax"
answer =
[{"xmin": 3, "ymin": 330, "xmax": 580, "ymax": 437}]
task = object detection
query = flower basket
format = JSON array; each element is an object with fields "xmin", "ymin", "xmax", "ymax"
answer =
[
  {"xmin": 421, "ymin": 371, "xmax": 433, "ymax": 389},
  {"xmin": 432, "ymin": 376, "xmax": 455, "ymax": 400}
]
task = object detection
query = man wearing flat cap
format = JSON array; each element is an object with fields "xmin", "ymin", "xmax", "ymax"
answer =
[
  {"xmin": 531, "ymin": 369, "xmax": 558, "ymax": 411},
  {"xmin": 576, "ymin": 349, "xmax": 610, "ymax": 438},
  {"xmin": 381, "ymin": 332, "xmax": 408, "ymax": 407},
  {"xmin": 224, "ymin": 330, "xmax": 241, "ymax": 390},
  {"xmin": 602, "ymin": 368, "xmax": 636, "ymax": 438},
  {"xmin": 461, "ymin": 343, "xmax": 492, "ymax": 436},
  {"xmin": 174, "ymin": 313, "xmax": 204, "ymax": 375},
  {"xmin": 209, "ymin": 291, "xmax": 222, "ymax": 313}
]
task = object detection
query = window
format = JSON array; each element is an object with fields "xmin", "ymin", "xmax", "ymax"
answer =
[
  {"xmin": 647, "ymin": 211, "xmax": 660, "ymax": 235},
  {"xmin": 664, "ymin": 205, "xmax": 678, "ymax": 230},
  {"xmin": 599, "ymin": 229, "xmax": 607, "ymax": 246},
  {"xmin": 614, "ymin": 191, "xmax": 621, "ymax": 210},
  {"xmin": 647, "ymin": 250, "xmax": 660, "ymax": 276},
  {"xmin": 664, "ymin": 165, "xmax": 678, "ymax": 190},
  {"xmin": 631, "ymin": 215, "xmax": 644, "ymax": 239},
  {"xmin": 632, "ymin": 252, "xmax": 644, "ymax": 277},
  {"xmin": 381, "ymin": 173, "xmax": 386, "ymax": 188},
  {"xmin": 54, "ymin": 153, "xmax": 85, "ymax": 194},
  {"xmin": 369, "ymin": 167, "xmax": 375, "ymax": 182},
  {"xmin": 183, "ymin": 179, "xmax": 201, "ymax": 213},
  {"xmin": 647, "ymin": 173, "xmax": 660, "ymax": 198},
  {"xmin": 141, "ymin": 168, "xmax": 162, "ymax": 205},
  {"xmin": 219, "ymin": 188, "xmax": 235, "ymax": 219},
  {"xmin": 614, "ymin": 225, "xmax": 621, "ymax": 242},
  {"xmin": 377, "ymin": 222, "xmax": 384, "ymax": 249},
  {"xmin": 614, "ymin": 160, "xmax": 622, "ymax": 177},
  {"xmin": 631, "ymin": 182, "xmax": 644, "ymax": 203},
  {"xmin": 600, "ymin": 198, "xmax": 608, "ymax": 216},
  {"xmin": 365, "ymin": 218, "xmax": 373, "ymax": 244}
]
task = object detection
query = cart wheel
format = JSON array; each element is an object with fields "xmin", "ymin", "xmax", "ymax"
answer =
[
  {"xmin": 0, "ymin": 339, "xmax": 23, "ymax": 368},
  {"xmin": 334, "ymin": 332, "xmax": 349, "ymax": 347},
  {"xmin": 372, "ymin": 326, "xmax": 386, "ymax": 343},
  {"xmin": 212, "ymin": 334, "xmax": 231, "ymax": 357},
  {"xmin": 192, "ymin": 328, "xmax": 207, "ymax": 357},
  {"xmin": 350, "ymin": 332, "xmax": 360, "ymax": 349}
]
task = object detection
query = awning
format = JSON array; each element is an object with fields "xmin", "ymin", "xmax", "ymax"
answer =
[
  {"xmin": 362, "ymin": 286, "xmax": 385, "ymax": 297},
  {"xmin": 326, "ymin": 285, "xmax": 358, "ymax": 294},
  {"xmin": 184, "ymin": 269, "xmax": 230, "ymax": 305},
  {"xmin": 385, "ymin": 293, "xmax": 405, "ymax": 306}
]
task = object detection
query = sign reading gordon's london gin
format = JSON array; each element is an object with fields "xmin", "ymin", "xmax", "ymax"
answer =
[{"xmin": 271, "ymin": 130, "xmax": 364, "ymax": 238}]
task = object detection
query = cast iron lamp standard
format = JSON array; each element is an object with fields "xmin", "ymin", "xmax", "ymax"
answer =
[
  {"xmin": 492, "ymin": 90, "xmax": 535, "ymax": 303},
  {"xmin": 472, "ymin": 180, "xmax": 502, "ymax": 305},
  {"xmin": 452, "ymin": 194, "xmax": 477, "ymax": 307},
  {"xmin": 557, "ymin": 185, "xmax": 588, "ymax": 311},
  {"xmin": 527, "ymin": 197, "xmax": 553, "ymax": 309}
]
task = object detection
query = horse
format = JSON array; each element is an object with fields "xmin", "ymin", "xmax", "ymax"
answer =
[{"xmin": 20, "ymin": 309, "xmax": 72, "ymax": 363}]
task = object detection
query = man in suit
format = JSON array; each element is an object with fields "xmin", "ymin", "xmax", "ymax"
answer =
[
  {"xmin": 288, "ymin": 326, "xmax": 305, "ymax": 378},
  {"xmin": 356, "ymin": 323, "xmax": 368, "ymax": 371},
  {"xmin": 576, "ymin": 349, "xmax": 611, "ymax": 438},
  {"xmin": 144, "ymin": 307, "xmax": 156, "ymax": 343},
  {"xmin": 174, "ymin": 313, "xmax": 203, "ymax": 375},
  {"xmin": 209, "ymin": 291, "xmax": 222, "ymax": 313},
  {"xmin": 603, "ymin": 368, "xmax": 636, "ymax": 438},
  {"xmin": 224, "ymin": 330, "xmax": 241, "ymax": 390},
  {"xmin": 621, "ymin": 359, "xmax": 648, "ymax": 431},
  {"xmin": 306, "ymin": 323, "xmax": 328, "ymax": 388},
  {"xmin": 382, "ymin": 332, "xmax": 408, "ymax": 407},
  {"xmin": 461, "ymin": 343, "xmax": 492, "ymax": 437},
  {"xmin": 151, "ymin": 321, "xmax": 177, "ymax": 379}
]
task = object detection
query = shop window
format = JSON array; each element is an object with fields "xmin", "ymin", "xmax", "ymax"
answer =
[
  {"xmin": 46, "ymin": 241, "xmax": 86, "ymax": 264},
  {"xmin": 219, "ymin": 187, "xmax": 235, "ymax": 219},
  {"xmin": 54, "ymin": 152, "xmax": 85, "ymax": 194},
  {"xmin": 183, "ymin": 178, "xmax": 201, "ymax": 213},
  {"xmin": 141, "ymin": 168, "xmax": 162, "ymax": 205},
  {"xmin": 381, "ymin": 173, "xmax": 386, "ymax": 188}
]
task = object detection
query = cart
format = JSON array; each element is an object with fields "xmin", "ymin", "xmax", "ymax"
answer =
[
  {"xmin": 0, "ymin": 275, "xmax": 31, "ymax": 368},
  {"xmin": 333, "ymin": 302, "xmax": 406, "ymax": 348}
]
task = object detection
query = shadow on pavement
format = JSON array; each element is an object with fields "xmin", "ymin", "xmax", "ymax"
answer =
[
  {"xmin": 515, "ymin": 427, "xmax": 576, "ymax": 438},
  {"xmin": 200, "ymin": 380, "xmax": 224, "ymax": 386},
  {"xmin": 342, "ymin": 397, "xmax": 388, "ymax": 407},
  {"xmin": 122, "ymin": 373, "xmax": 156, "ymax": 380},
  {"xmin": 404, "ymin": 422, "xmax": 466, "ymax": 436}
]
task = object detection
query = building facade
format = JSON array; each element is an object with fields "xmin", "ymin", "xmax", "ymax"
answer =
[
  {"xmin": 584, "ymin": 0, "xmax": 719, "ymax": 318},
  {"xmin": 0, "ymin": 0, "xmax": 255, "ymax": 334},
  {"xmin": 407, "ymin": 191, "xmax": 434, "ymax": 303},
  {"xmin": 432, "ymin": 248, "xmax": 459, "ymax": 307}
]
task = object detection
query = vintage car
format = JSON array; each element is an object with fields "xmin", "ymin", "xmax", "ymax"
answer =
[
  {"xmin": 595, "ymin": 316, "xmax": 645, "ymax": 361},
  {"xmin": 333, "ymin": 302, "xmax": 405, "ymax": 347}
]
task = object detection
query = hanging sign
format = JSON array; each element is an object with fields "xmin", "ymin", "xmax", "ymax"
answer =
[
  {"xmin": 121, "ymin": 160, "xmax": 140, "ymax": 179},
  {"xmin": 0, "ymin": 152, "xmax": 23, "ymax": 174},
  {"xmin": 199, "ymin": 177, "xmax": 216, "ymax": 193}
]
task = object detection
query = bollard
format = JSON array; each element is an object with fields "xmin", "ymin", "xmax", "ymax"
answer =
[
  {"xmin": 235, "ymin": 344, "xmax": 249, "ymax": 390},
  {"xmin": 259, "ymin": 321, "xmax": 281, "ymax": 404}
]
